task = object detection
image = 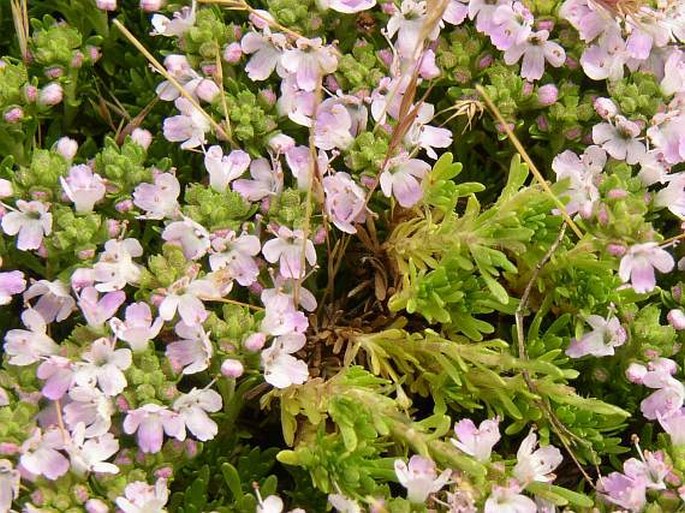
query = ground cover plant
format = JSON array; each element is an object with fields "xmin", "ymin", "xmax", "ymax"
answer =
[{"xmin": 1, "ymin": 0, "xmax": 685, "ymax": 510}]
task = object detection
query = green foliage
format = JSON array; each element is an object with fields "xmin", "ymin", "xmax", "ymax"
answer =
[
  {"xmin": 30, "ymin": 15, "xmax": 82, "ymax": 68},
  {"xmin": 94, "ymin": 137, "xmax": 150, "ymax": 194},
  {"xmin": 336, "ymin": 42, "xmax": 385, "ymax": 91},
  {"xmin": 183, "ymin": 184, "xmax": 256, "ymax": 231}
]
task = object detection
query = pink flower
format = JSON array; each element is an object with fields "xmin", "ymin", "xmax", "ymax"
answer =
[
  {"xmin": 116, "ymin": 479, "xmax": 170, "ymax": 513},
  {"xmin": 233, "ymin": 158, "xmax": 284, "ymax": 201},
  {"xmin": 314, "ymin": 103, "xmax": 354, "ymax": 150},
  {"xmin": 151, "ymin": 2, "xmax": 195, "ymax": 36},
  {"xmin": 209, "ymin": 231, "xmax": 261, "ymax": 286},
  {"xmin": 23, "ymin": 279, "xmax": 75, "ymax": 322},
  {"xmin": 394, "ymin": 455, "xmax": 451, "ymax": 503},
  {"xmin": 66, "ymin": 423, "xmax": 119, "ymax": 476},
  {"xmin": 640, "ymin": 377, "xmax": 685, "ymax": 420},
  {"xmin": 261, "ymin": 333, "xmax": 309, "ymax": 388},
  {"xmin": 260, "ymin": 290, "xmax": 309, "ymax": 336},
  {"xmin": 110, "ymin": 302, "xmax": 164, "ymax": 352},
  {"xmin": 380, "ymin": 156, "xmax": 430, "ymax": 208},
  {"xmin": 552, "ymin": 146, "xmax": 605, "ymax": 218},
  {"xmin": 490, "ymin": 2, "xmax": 533, "ymax": 51},
  {"xmin": 123, "ymin": 405, "xmax": 186, "ymax": 453},
  {"xmin": 204, "ymin": 146, "xmax": 251, "ymax": 192},
  {"xmin": 451, "ymin": 417, "xmax": 501, "ymax": 462},
  {"xmin": 623, "ymin": 451, "xmax": 669, "ymax": 490},
  {"xmin": 262, "ymin": 226, "xmax": 317, "ymax": 279},
  {"xmin": 75, "ymin": 337, "xmax": 132, "ymax": 396},
  {"xmin": 93, "ymin": 238, "xmax": 144, "ymax": 292},
  {"xmin": 659, "ymin": 407, "xmax": 685, "ymax": 445},
  {"xmin": 0, "ymin": 459, "xmax": 20, "ymax": 513},
  {"xmin": 600, "ymin": 471, "xmax": 647, "ymax": 512},
  {"xmin": 162, "ymin": 217, "xmax": 211, "ymax": 260},
  {"xmin": 60, "ymin": 164, "xmax": 106, "ymax": 213},
  {"xmin": 63, "ymin": 385, "xmax": 114, "ymax": 437},
  {"xmin": 166, "ymin": 321, "xmax": 214, "ymax": 375},
  {"xmin": 163, "ymin": 97, "xmax": 210, "ymax": 149},
  {"xmin": 323, "ymin": 172, "xmax": 368, "ymax": 234},
  {"xmin": 78, "ymin": 287, "xmax": 126, "ymax": 328},
  {"xmin": 20, "ymin": 428, "xmax": 70, "ymax": 480},
  {"xmin": 133, "ymin": 172, "xmax": 181, "ymax": 219},
  {"xmin": 661, "ymin": 49, "xmax": 685, "ymax": 97},
  {"xmin": 1, "ymin": 200, "xmax": 52, "ymax": 251},
  {"xmin": 0, "ymin": 270, "xmax": 26, "ymax": 305},
  {"xmin": 241, "ymin": 30, "xmax": 287, "ymax": 81},
  {"xmin": 4, "ymin": 308, "xmax": 59, "ymax": 366},
  {"xmin": 443, "ymin": 0, "xmax": 468, "ymax": 25},
  {"xmin": 580, "ymin": 30, "xmax": 627, "ymax": 82},
  {"xmin": 281, "ymin": 37, "xmax": 338, "ymax": 92},
  {"xmin": 503, "ymin": 30, "xmax": 565, "ymax": 81},
  {"xmin": 592, "ymin": 116, "xmax": 645, "ymax": 164},
  {"xmin": 512, "ymin": 430, "xmax": 562, "ymax": 484},
  {"xmin": 618, "ymin": 242, "xmax": 674, "ymax": 293},
  {"xmin": 322, "ymin": 0, "xmax": 375, "ymax": 12},
  {"xmin": 484, "ymin": 482, "xmax": 536, "ymax": 513},
  {"xmin": 387, "ymin": 0, "xmax": 439, "ymax": 61},
  {"xmin": 655, "ymin": 172, "xmax": 685, "ymax": 217},
  {"xmin": 159, "ymin": 275, "xmax": 223, "ymax": 326},
  {"xmin": 36, "ymin": 356, "xmax": 75, "ymax": 400},
  {"xmin": 173, "ymin": 388, "xmax": 222, "ymax": 441},
  {"xmin": 565, "ymin": 314, "xmax": 626, "ymax": 358},
  {"xmin": 647, "ymin": 113, "xmax": 685, "ymax": 165}
]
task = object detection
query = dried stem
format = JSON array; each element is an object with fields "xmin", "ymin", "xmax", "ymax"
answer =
[
  {"xmin": 476, "ymin": 85, "xmax": 584, "ymax": 240},
  {"xmin": 112, "ymin": 19, "xmax": 235, "ymax": 146}
]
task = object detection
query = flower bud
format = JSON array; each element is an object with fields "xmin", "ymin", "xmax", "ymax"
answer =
[
  {"xmin": 313, "ymin": 226, "xmax": 327, "ymax": 244},
  {"xmin": 85, "ymin": 499, "xmax": 109, "ymax": 513},
  {"xmin": 96, "ymin": 0, "xmax": 117, "ymax": 10},
  {"xmin": 268, "ymin": 133, "xmax": 295, "ymax": 153},
  {"xmin": 78, "ymin": 248, "xmax": 96, "ymax": 260},
  {"xmin": 155, "ymin": 466, "xmax": 173, "ymax": 478},
  {"xmin": 607, "ymin": 188, "xmax": 628, "ymax": 199},
  {"xmin": 72, "ymin": 485, "xmax": 89, "ymax": 504},
  {"xmin": 244, "ymin": 332, "xmax": 266, "ymax": 352},
  {"xmin": 71, "ymin": 51, "xmax": 85, "ymax": 69},
  {"xmin": 626, "ymin": 362, "xmax": 647, "ymax": 384},
  {"xmin": 140, "ymin": 0, "xmax": 164, "ymax": 11},
  {"xmin": 522, "ymin": 81, "xmax": 534, "ymax": 97},
  {"xmin": 221, "ymin": 359, "xmax": 244, "ymax": 378},
  {"xmin": 86, "ymin": 46, "xmax": 102, "ymax": 63},
  {"xmin": 200, "ymin": 63, "xmax": 218, "ymax": 76},
  {"xmin": 258, "ymin": 89, "xmax": 277, "ymax": 106},
  {"xmin": 536, "ymin": 114, "xmax": 549, "ymax": 131},
  {"xmin": 56, "ymin": 136, "xmax": 78, "ymax": 161},
  {"xmin": 115, "ymin": 199, "xmax": 134, "ymax": 213},
  {"xmin": 537, "ymin": 19, "xmax": 555, "ymax": 31},
  {"xmin": 3, "ymin": 106, "xmax": 23, "ymax": 124},
  {"xmin": 594, "ymin": 97, "xmax": 617, "ymax": 119},
  {"xmin": 606, "ymin": 243, "xmax": 626, "ymax": 257},
  {"xmin": 44, "ymin": 66, "xmax": 64, "ymax": 79},
  {"xmin": 668, "ymin": 309, "xmax": 685, "ymax": 330},
  {"xmin": 196, "ymin": 79, "xmax": 221, "ymax": 103},
  {"xmin": 106, "ymin": 219, "xmax": 123, "ymax": 238},
  {"xmin": 131, "ymin": 128, "xmax": 153, "ymax": 149},
  {"xmin": 24, "ymin": 84, "xmax": 38, "ymax": 103},
  {"xmin": 223, "ymin": 42, "xmax": 242, "ymax": 64},
  {"xmin": 477, "ymin": 54, "xmax": 494, "ymax": 69},
  {"xmin": 248, "ymin": 9, "xmax": 274, "ymax": 29},
  {"xmin": 536, "ymin": 84, "xmax": 558, "ymax": 106},
  {"xmin": 38, "ymin": 83, "xmax": 64, "ymax": 107}
]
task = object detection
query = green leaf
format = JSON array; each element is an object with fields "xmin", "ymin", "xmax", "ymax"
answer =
[
  {"xmin": 221, "ymin": 462, "xmax": 243, "ymax": 499},
  {"xmin": 527, "ymin": 483, "xmax": 594, "ymax": 508}
]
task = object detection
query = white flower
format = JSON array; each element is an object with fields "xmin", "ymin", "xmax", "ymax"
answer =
[
  {"xmin": 394, "ymin": 455, "xmax": 451, "ymax": 503},
  {"xmin": 261, "ymin": 333, "xmax": 309, "ymax": 388},
  {"xmin": 173, "ymin": 388, "xmax": 222, "ymax": 441},
  {"xmin": 512, "ymin": 430, "xmax": 563, "ymax": 484}
]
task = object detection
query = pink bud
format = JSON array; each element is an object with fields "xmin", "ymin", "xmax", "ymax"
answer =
[
  {"xmin": 593, "ymin": 98, "xmax": 617, "ymax": 120},
  {"xmin": 324, "ymin": 74, "xmax": 342, "ymax": 92},
  {"xmin": 85, "ymin": 499, "xmax": 109, "ymax": 513},
  {"xmin": 3, "ymin": 106, "xmax": 23, "ymax": 124},
  {"xmin": 73, "ymin": 485, "xmax": 89, "ymax": 503},
  {"xmin": 24, "ymin": 85, "xmax": 38, "ymax": 103},
  {"xmin": 248, "ymin": 9, "xmax": 274, "ymax": 29},
  {"xmin": 607, "ymin": 188, "xmax": 628, "ymax": 199},
  {"xmin": 522, "ymin": 81, "xmax": 534, "ymax": 97},
  {"xmin": 44, "ymin": 66, "xmax": 64, "ymax": 79},
  {"xmin": 36, "ymin": 242, "xmax": 48, "ymax": 258},
  {"xmin": 95, "ymin": 0, "xmax": 117, "ymax": 10},
  {"xmin": 0, "ymin": 180, "xmax": 10, "ymax": 198},
  {"xmin": 244, "ymin": 332, "xmax": 267, "ymax": 352},
  {"xmin": 221, "ymin": 359, "xmax": 244, "ymax": 378},
  {"xmin": 155, "ymin": 466, "xmax": 174, "ymax": 478},
  {"xmin": 606, "ymin": 243, "xmax": 626, "ymax": 257},
  {"xmin": 223, "ymin": 42, "xmax": 243, "ymax": 64},
  {"xmin": 140, "ymin": 0, "xmax": 164, "ymax": 11},
  {"xmin": 106, "ymin": 219, "xmax": 122, "ymax": 238},
  {"xmin": 78, "ymin": 248, "xmax": 96, "ymax": 260},
  {"xmin": 200, "ymin": 63, "xmax": 218, "ymax": 76},
  {"xmin": 668, "ymin": 309, "xmax": 685, "ymax": 330},
  {"xmin": 38, "ymin": 83, "xmax": 64, "ymax": 107},
  {"xmin": 673, "ymin": 285, "xmax": 682, "ymax": 302},
  {"xmin": 116, "ymin": 199, "xmax": 134, "ymax": 213},
  {"xmin": 313, "ymin": 226, "xmax": 327, "ymax": 244},
  {"xmin": 565, "ymin": 56, "xmax": 579, "ymax": 70},
  {"xmin": 564, "ymin": 127, "xmax": 582, "ymax": 140},
  {"xmin": 536, "ymin": 115, "xmax": 549, "ymax": 131},
  {"xmin": 56, "ymin": 136, "xmax": 78, "ymax": 160},
  {"xmin": 268, "ymin": 133, "xmax": 295, "ymax": 153},
  {"xmin": 86, "ymin": 46, "xmax": 102, "ymax": 62},
  {"xmin": 31, "ymin": 490, "xmax": 45, "ymax": 506},
  {"xmin": 536, "ymin": 84, "xmax": 558, "ymax": 106},
  {"xmin": 258, "ymin": 89, "xmax": 277, "ymax": 106},
  {"xmin": 595, "ymin": 203, "xmax": 609, "ymax": 224},
  {"xmin": 377, "ymin": 49, "xmax": 394, "ymax": 68},
  {"xmin": 185, "ymin": 439, "xmax": 198, "ymax": 457},
  {"xmin": 131, "ymin": 128, "xmax": 153, "ymax": 149},
  {"xmin": 626, "ymin": 362, "xmax": 647, "ymax": 384},
  {"xmin": 71, "ymin": 51, "xmax": 85, "ymax": 69},
  {"xmin": 196, "ymin": 79, "xmax": 221, "ymax": 102},
  {"xmin": 536, "ymin": 19, "xmax": 555, "ymax": 31},
  {"xmin": 248, "ymin": 281, "xmax": 264, "ymax": 295},
  {"xmin": 478, "ymin": 54, "xmax": 494, "ymax": 69},
  {"xmin": 115, "ymin": 395, "xmax": 130, "ymax": 412},
  {"xmin": 70, "ymin": 267, "xmax": 95, "ymax": 291},
  {"xmin": 0, "ymin": 442, "xmax": 20, "ymax": 455}
]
